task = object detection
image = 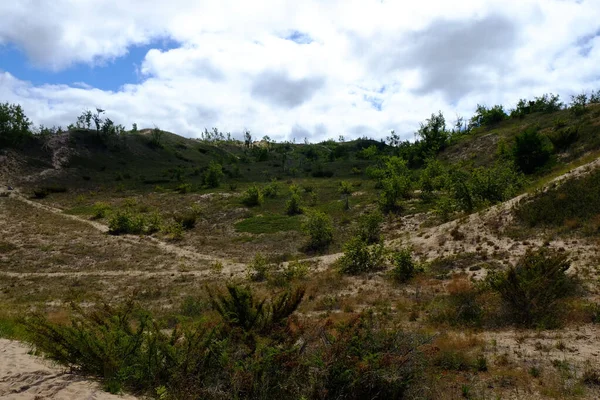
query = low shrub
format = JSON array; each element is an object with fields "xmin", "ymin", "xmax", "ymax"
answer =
[
  {"xmin": 301, "ymin": 210, "xmax": 334, "ymax": 251},
  {"xmin": 91, "ymin": 202, "xmax": 111, "ymax": 219},
  {"xmin": 285, "ymin": 193, "xmax": 303, "ymax": 216},
  {"xmin": 356, "ymin": 210, "xmax": 383, "ymax": 244},
  {"xmin": 241, "ymin": 185, "xmax": 263, "ymax": 207},
  {"xmin": 487, "ymin": 248, "xmax": 577, "ymax": 328},
  {"xmin": 389, "ymin": 247, "xmax": 422, "ymax": 283},
  {"xmin": 247, "ymin": 253, "xmax": 273, "ymax": 282},
  {"xmin": 203, "ymin": 161, "xmax": 223, "ymax": 188},
  {"xmin": 263, "ymin": 179, "xmax": 279, "ymax": 198},
  {"xmin": 173, "ymin": 210, "xmax": 197, "ymax": 230},
  {"xmin": 108, "ymin": 211, "xmax": 145, "ymax": 235},
  {"xmin": 338, "ymin": 236, "xmax": 386, "ymax": 274},
  {"xmin": 175, "ymin": 183, "xmax": 193, "ymax": 194}
]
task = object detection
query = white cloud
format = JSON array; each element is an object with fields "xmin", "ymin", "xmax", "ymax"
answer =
[{"xmin": 1, "ymin": 0, "xmax": 600, "ymax": 142}]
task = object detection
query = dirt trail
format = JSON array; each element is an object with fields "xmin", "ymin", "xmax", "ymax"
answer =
[
  {"xmin": 0, "ymin": 339, "xmax": 136, "ymax": 400},
  {"xmin": 3, "ymin": 190, "xmax": 247, "ymax": 277}
]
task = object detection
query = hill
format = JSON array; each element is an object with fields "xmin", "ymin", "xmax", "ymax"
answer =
[{"xmin": 2, "ymin": 97, "xmax": 600, "ymax": 399}]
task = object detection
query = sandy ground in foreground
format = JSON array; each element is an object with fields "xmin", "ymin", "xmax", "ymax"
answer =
[{"xmin": 0, "ymin": 339, "xmax": 137, "ymax": 400}]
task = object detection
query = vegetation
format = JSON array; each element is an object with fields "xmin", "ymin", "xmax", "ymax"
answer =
[
  {"xmin": 487, "ymin": 249, "xmax": 577, "ymax": 328},
  {"xmin": 0, "ymin": 102, "xmax": 32, "ymax": 148},
  {"xmin": 4, "ymin": 90, "xmax": 600, "ymax": 399},
  {"xmin": 302, "ymin": 210, "xmax": 334, "ymax": 251}
]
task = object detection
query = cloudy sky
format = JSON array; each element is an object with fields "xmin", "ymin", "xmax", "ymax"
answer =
[{"xmin": 1, "ymin": 0, "xmax": 599, "ymax": 142}]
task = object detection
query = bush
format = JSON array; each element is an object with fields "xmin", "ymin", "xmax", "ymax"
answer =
[
  {"xmin": 355, "ymin": 210, "xmax": 383, "ymax": 244},
  {"xmin": 302, "ymin": 210, "xmax": 334, "ymax": 251},
  {"xmin": 203, "ymin": 161, "xmax": 224, "ymax": 188},
  {"xmin": 175, "ymin": 183, "xmax": 193, "ymax": 194},
  {"xmin": 379, "ymin": 174, "xmax": 410, "ymax": 213},
  {"xmin": 285, "ymin": 193, "xmax": 303, "ymax": 216},
  {"xmin": 241, "ymin": 185, "xmax": 263, "ymax": 207},
  {"xmin": 470, "ymin": 104, "xmax": 507, "ymax": 128},
  {"xmin": 487, "ymin": 248, "xmax": 577, "ymax": 328},
  {"xmin": 21, "ymin": 301, "xmax": 170, "ymax": 394},
  {"xmin": 21, "ymin": 294, "xmax": 430, "ymax": 399},
  {"xmin": 173, "ymin": 211, "xmax": 197, "ymax": 230},
  {"xmin": 389, "ymin": 247, "xmax": 421, "ymax": 283},
  {"xmin": 338, "ymin": 236, "xmax": 386, "ymax": 274},
  {"xmin": 247, "ymin": 253, "xmax": 273, "ymax": 282},
  {"xmin": 209, "ymin": 284, "xmax": 304, "ymax": 333},
  {"xmin": 512, "ymin": 127, "xmax": 553, "ymax": 174},
  {"xmin": 108, "ymin": 211, "xmax": 145, "ymax": 235},
  {"xmin": 0, "ymin": 102, "xmax": 32, "ymax": 148},
  {"xmin": 515, "ymin": 169, "xmax": 600, "ymax": 230},
  {"xmin": 548, "ymin": 126, "xmax": 579, "ymax": 152},
  {"xmin": 263, "ymin": 179, "xmax": 279, "ymax": 198},
  {"xmin": 91, "ymin": 202, "xmax": 111, "ymax": 219}
]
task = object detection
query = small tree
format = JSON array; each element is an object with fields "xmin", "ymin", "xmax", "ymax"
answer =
[
  {"xmin": 241, "ymin": 185, "xmax": 263, "ymax": 207},
  {"xmin": 338, "ymin": 236, "xmax": 386, "ymax": 275},
  {"xmin": 356, "ymin": 210, "xmax": 383, "ymax": 244},
  {"xmin": 390, "ymin": 248, "xmax": 421, "ymax": 283},
  {"xmin": 150, "ymin": 126, "xmax": 164, "ymax": 148},
  {"xmin": 285, "ymin": 193, "xmax": 303, "ymax": 216},
  {"xmin": 204, "ymin": 161, "xmax": 224, "ymax": 188},
  {"xmin": 512, "ymin": 127, "xmax": 553, "ymax": 174},
  {"xmin": 487, "ymin": 249, "xmax": 577, "ymax": 328},
  {"xmin": 338, "ymin": 181, "xmax": 353, "ymax": 210},
  {"xmin": 0, "ymin": 103, "xmax": 32, "ymax": 148},
  {"xmin": 302, "ymin": 210, "xmax": 333, "ymax": 251}
]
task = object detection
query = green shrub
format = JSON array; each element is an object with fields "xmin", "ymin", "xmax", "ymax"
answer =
[
  {"xmin": 21, "ymin": 301, "xmax": 170, "ymax": 394},
  {"xmin": 302, "ymin": 210, "xmax": 334, "ymax": 251},
  {"xmin": 356, "ymin": 210, "xmax": 383, "ymax": 244},
  {"xmin": 203, "ymin": 161, "xmax": 224, "ymax": 188},
  {"xmin": 21, "ymin": 295, "xmax": 429, "ymax": 399},
  {"xmin": 512, "ymin": 127, "xmax": 553, "ymax": 174},
  {"xmin": 379, "ymin": 174, "xmax": 410, "ymax": 213},
  {"xmin": 285, "ymin": 193, "xmax": 303, "ymax": 216},
  {"xmin": 487, "ymin": 248, "xmax": 577, "ymax": 328},
  {"xmin": 0, "ymin": 102, "xmax": 32, "ymax": 148},
  {"xmin": 263, "ymin": 179, "xmax": 279, "ymax": 198},
  {"xmin": 108, "ymin": 211, "xmax": 145, "ymax": 235},
  {"xmin": 469, "ymin": 104, "xmax": 507, "ymax": 128},
  {"xmin": 91, "ymin": 202, "xmax": 111, "ymax": 219},
  {"xmin": 548, "ymin": 126, "xmax": 579, "ymax": 152},
  {"xmin": 161, "ymin": 220, "xmax": 184, "ymax": 240},
  {"xmin": 338, "ymin": 236, "xmax": 386, "ymax": 274},
  {"xmin": 209, "ymin": 284, "xmax": 304, "ymax": 333},
  {"xmin": 175, "ymin": 183, "xmax": 193, "ymax": 194},
  {"xmin": 247, "ymin": 253, "xmax": 273, "ymax": 282},
  {"xmin": 389, "ymin": 247, "xmax": 421, "ymax": 283},
  {"xmin": 515, "ymin": 169, "xmax": 600, "ymax": 230},
  {"xmin": 241, "ymin": 185, "xmax": 263, "ymax": 207}
]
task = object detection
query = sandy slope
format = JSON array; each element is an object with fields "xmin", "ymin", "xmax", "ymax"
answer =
[{"xmin": 0, "ymin": 339, "xmax": 136, "ymax": 400}]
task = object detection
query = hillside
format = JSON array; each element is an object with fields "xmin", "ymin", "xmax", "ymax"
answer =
[{"xmin": 2, "ymin": 99, "xmax": 600, "ymax": 399}]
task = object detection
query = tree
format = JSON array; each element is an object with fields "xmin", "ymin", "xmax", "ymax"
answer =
[
  {"xmin": 302, "ymin": 210, "xmax": 333, "ymax": 251},
  {"xmin": 338, "ymin": 181, "xmax": 353, "ymax": 210},
  {"xmin": 204, "ymin": 161, "xmax": 224, "ymax": 188},
  {"xmin": 0, "ymin": 103, "xmax": 32, "ymax": 148},
  {"xmin": 150, "ymin": 126, "xmax": 164, "ymax": 147},
  {"xmin": 416, "ymin": 111, "xmax": 448, "ymax": 154},
  {"xmin": 512, "ymin": 127, "xmax": 553, "ymax": 174},
  {"xmin": 469, "ymin": 104, "xmax": 507, "ymax": 129}
]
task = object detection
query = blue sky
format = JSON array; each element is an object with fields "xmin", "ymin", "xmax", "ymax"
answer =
[
  {"xmin": 0, "ymin": 39, "xmax": 180, "ymax": 91},
  {"xmin": 1, "ymin": 0, "xmax": 599, "ymax": 141}
]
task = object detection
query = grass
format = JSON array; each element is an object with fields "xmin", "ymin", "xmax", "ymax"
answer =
[{"xmin": 234, "ymin": 214, "xmax": 303, "ymax": 234}]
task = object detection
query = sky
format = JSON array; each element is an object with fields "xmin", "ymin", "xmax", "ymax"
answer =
[{"xmin": 1, "ymin": 0, "xmax": 600, "ymax": 143}]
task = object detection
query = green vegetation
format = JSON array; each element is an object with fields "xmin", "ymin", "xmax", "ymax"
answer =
[
  {"xmin": 235, "ymin": 214, "xmax": 302, "ymax": 234},
  {"xmin": 515, "ymin": 168, "xmax": 600, "ymax": 234},
  {"xmin": 338, "ymin": 235, "xmax": 386, "ymax": 274},
  {"xmin": 0, "ymin": 102, "xmax": 32, "ymax": 148},
  {"xmin": 487, "ymin": 249, "xmax": 577, "ymax": 328},
  {"xmin": 302, "ymin": 210, "xmax": 333, "ymax": 251}
]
